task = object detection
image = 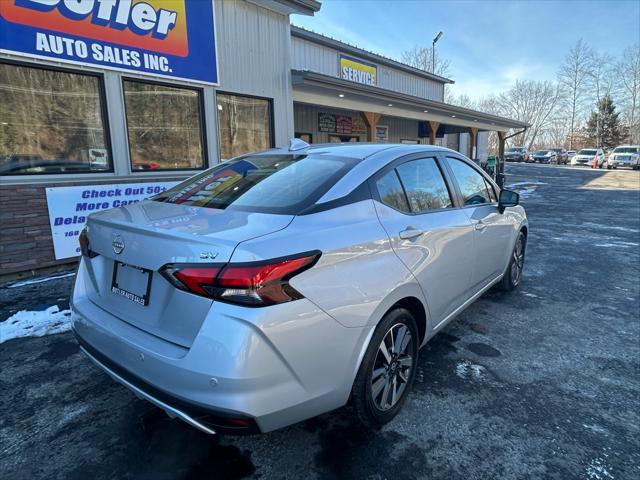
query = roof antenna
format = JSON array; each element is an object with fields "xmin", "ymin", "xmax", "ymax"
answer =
[{"xmin": 289, "ymin": 137, "xmax": 310, "ymax": 151}]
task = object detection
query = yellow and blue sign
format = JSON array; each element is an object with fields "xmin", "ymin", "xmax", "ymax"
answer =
[
  {"xmin": 339, "ymin": 54, "xmax": 377, "ymax": 86},
  {"xmin": 0, "ymin": 0, "xmax": 218, "ymax": 84}
]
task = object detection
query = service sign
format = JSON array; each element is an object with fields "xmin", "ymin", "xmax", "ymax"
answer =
[
  {"xmin": 339, "ymin": 54, "xmax": 377, "ymax": 86},
  {"xmin": 45, "ymin": 181, "xmax": 178, "ymax": 260},
  {"xmin": 0, "ymin": 0, "xmax": 219, "ymax": 84}
]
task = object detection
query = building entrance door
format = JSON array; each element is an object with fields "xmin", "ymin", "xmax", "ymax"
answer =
[{"xmin": 329, "ymin": 135, "xmax": 360, "ymax": 143}]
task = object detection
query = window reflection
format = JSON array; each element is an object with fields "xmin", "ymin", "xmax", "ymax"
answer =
[
  {"xmin": 123, "ymin": 80, "xmax": 205, "ymax": 171},
  {"xmin": 217, "ymin": 93, "xmax": 272, "ymax": 160},
  {"xmin": 0, "ymin": 63, "xmax": 110, "ymax": 175}
]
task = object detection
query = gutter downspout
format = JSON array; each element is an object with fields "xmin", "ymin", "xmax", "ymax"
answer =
[{"xmin": 497, "ymin": 127, "xmax": 529, "ymax": 188}]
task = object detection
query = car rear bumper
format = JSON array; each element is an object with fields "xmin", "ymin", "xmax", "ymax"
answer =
[{"xmin": 72, "ymin": 262, "xmax": 370, "ymax": 434}]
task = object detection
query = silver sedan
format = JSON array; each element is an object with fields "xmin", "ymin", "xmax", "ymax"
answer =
[{"xmin": 72, "ymin": 142, "xmax": 528, "ymax": 434}]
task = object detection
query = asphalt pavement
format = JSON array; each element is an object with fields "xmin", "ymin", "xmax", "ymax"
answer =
[{"xmin": 1, "ymin": 163, "xmax": 639, "ymax": 480}]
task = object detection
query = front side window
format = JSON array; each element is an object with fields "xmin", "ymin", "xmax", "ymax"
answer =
[
  {"xmin": 0, "ymin": 63, "xmax": 110, "ymax": 175},
  {"xmin": 396, "ymin": 158, "xmax": 452, "ymax": 212},
  {"xmin": 217, "ymin": 93, "xmax": 273, "ymax": 160},
  {"xmin": 153, "ymin": 154, "xmax": 357, "ymax": 215},
  {"xmin": 123, "ymin": 80, "xmax": 205, "ymax": 171},
  {"xmin": 447, "ymin": 157, "xmax": 492, "ymax": 206}
]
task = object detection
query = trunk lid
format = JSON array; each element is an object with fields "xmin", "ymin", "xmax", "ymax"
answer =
[{"xmin": 82, "ymin": 200, "xmax": 293, "ymax": 347}]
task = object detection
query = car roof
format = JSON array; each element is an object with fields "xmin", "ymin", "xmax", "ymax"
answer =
[{"xmin": 257, "ymin": 143, "xmax": 451, "ymax": 161}]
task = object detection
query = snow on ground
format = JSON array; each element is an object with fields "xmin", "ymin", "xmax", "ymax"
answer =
[
  {"xmin": 455, "ymin": 360, "xmax": 487, "ymax": 382},
  {"xmin": 0, "ymin": 305, "xmax": 72, "ymax": 344},
  {"xmin": 506, "ymin": 181, "xmax": 549, "ymax": 187}
]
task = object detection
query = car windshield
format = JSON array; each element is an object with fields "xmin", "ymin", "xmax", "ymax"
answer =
[
  {"xmin": 506, "ymin": 147, "xmax": 525, "ymax": 153},
  {"xmin": 613, "ymin": 147, "xmax": 639, "ymax": 154},
  {"xmin": 534, "ymin": 150, "xmax": 549, "ymax": 155},
  {"xmin": 152, "ymin": 154, "xmax": 359, "ymax": 214},
  {"xmin": 579, "ymin": 149, "xmax": 597, "ymax": 155}
]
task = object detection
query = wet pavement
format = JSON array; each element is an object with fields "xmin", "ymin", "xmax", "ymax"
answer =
[{"xmin": 1, "ymin": 164, "xmax": 639, "ymax": 480}]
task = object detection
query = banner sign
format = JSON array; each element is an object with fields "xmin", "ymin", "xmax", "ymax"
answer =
[
  {"xmin": 0, "ymin": 0, "xmax": 219, "ymax": 84},
  {"xmin": 318, "ymin": 112, "xmax": 367, "ymax": 135},
  {"xmin": 352, "ymin": 116, "xmax": 367, "ymax": 135},
  {"xmin": 45, "ymin": 181, "xmax": 178, "ymax": 260},
  {"xmin": 318, "ymin": 112, "xmax": 336, "ymax": 133},
  {"xmin": 375, "ymin": 125, "xmax": 388, "ymax": 142},
  {"xmin": 336, "ymin": 115, "xmax": 352, "ymax": 134},
  {"xmin": 339, "ymin": 54, "xmax": 377, "ymax": 86}
]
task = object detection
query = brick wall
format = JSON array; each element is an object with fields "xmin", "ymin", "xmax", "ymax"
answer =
[{"xmin": 0, "ymin": 177, "xmax": 185, "ymax": 278}]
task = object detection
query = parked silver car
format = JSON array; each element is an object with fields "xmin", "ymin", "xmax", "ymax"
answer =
[
  {"xmin": 572, "ymin": 148, "xmax": 605, "ymax": 168},
  {"xmin": 72, "ymin": 143, "xmax": 528, "ymax": 434}
]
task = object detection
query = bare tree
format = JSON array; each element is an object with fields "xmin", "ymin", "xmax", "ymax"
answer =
[
  {"xmin": 495, "ymin": 80, "xmax": 563, "ymax": 149},
  {"xmin": 400, "ymin": 45, "xmax": 452, "ymax": 78},
  {"xmin": 589, "ymin": 51, "xmax": 615, "ymax": 104},
  {"xmin": 616, "ymin": 44, "xmax": 640, "ymax": 143},
  {"xmin": 444, "ymin": 91, "xmax": 475, "ymax": 108},
  {"xmin": 557, "ymin": 39, "xmax": 593, "ymax": 149}
]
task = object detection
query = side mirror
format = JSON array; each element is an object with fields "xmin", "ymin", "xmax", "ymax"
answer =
[{"xmin": 498, "ymin": 189, "xmax": 519, "ymax": 213}]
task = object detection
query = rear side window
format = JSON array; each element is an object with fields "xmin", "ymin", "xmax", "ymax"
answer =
[
  {"xmin": 152, "ymin": 154, "xmax": 358, "ymax": 214},
  {"xmin": 375, "ymin": 170, "xmax": 411, "ymax": 212},
  {"xmin": 447, "ymin": 157, "xmax": 492, "ymax": 206},
  {"xmin": 396, "ymin": 158, "xmax": 452, "ymax": 212}
]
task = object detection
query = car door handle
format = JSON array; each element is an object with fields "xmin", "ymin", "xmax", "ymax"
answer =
[
  {"xmin": 399, "ymin": 227, "xmax": 424, "ymax": 240},
  {"xmin": 474, "ymin": 221, "xmax": 487, "ymax": 231}
]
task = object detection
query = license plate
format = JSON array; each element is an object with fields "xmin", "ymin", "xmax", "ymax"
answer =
[{"xmin": 111, "ymin": 261, "xmax": 152, "ymax": 306}]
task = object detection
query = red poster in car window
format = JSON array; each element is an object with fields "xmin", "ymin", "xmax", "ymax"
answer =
[
  {"xmin": 336, "ymin": 115, "xmax": 353, "ymax": 135},
  {"xmin": 167, "ymin": 159, "xmax": 257, "ymax": 204}
]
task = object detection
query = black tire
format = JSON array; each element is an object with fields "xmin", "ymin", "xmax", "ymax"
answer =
[
  {"xmin": 351, "ymin": 308, "xmax": 419, "ymax": 428},
  {"xmin": 500, "ymin": 230, "xmax": 526, "ymax": 291}
]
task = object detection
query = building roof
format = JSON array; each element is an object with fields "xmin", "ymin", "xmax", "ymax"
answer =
[
  {"xmin": 255, "ymin": 0, "xmax": 321, "ymax": 16},
  {"xmin": 291, "ymin": 25, "xmax": 454, "ymax": 85},
  {"xmin": 292, "ymin": 70, "xmax": 530, "ymax": 131}
]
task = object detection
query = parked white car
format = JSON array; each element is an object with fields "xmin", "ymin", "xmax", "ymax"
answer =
[
  {"xmin": 572, "ymin": 148, "xmax": 605, "ymax": 168},
  {"xmin": 607, "ymin": 146, "xmax": 640, "ymax": 170}
]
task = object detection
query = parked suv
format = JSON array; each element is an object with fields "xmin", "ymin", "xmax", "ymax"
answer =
[
  {"xmin": 548, "ymin": 148, "xmax": 569, "ymax": 164},
  {"xmin": 572, "ymin": 148, "xmax": 605, "ymax": 168},
  {"xmin": 607, "ymin": 145, "xmax": 640, "ymax": 169},
  {"xmin": 72, "ymin": 143, "xmax": 527, "ymax": 434},
  {"xmin": 504, "ymin": 147, "xmax": 528, "ymax": 162}
]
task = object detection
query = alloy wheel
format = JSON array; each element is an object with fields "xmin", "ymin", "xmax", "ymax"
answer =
[
  {"xmin": 371, "ymin": 323, "xmax": 414, "ymax": 411},
  {"xmin": 511, "ymin": 234, "xmax": 525, "ymax": 286}
]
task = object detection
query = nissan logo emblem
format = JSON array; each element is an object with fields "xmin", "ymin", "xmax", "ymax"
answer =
[{"xmin": 112, "ymin": 234, "xmax": 125, "ymax": 254}]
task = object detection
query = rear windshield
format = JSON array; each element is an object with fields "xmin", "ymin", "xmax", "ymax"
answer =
[
  {"xmin": 578, "ymin": 149, "xmax": 597, "ymax": 155},
  {"xmin": 613, "ymin": 147, "xmax": 639, "ymax": 154},
  {"xmin": 152, "ymin": 154, "xmax": 359, "ymax": 214}
]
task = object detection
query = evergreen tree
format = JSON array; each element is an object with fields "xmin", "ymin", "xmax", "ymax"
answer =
[{"xmin": 586, "ymin": 94, "xmax": 623, "ymax": 148}]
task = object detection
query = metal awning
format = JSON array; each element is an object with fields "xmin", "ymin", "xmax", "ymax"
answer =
[{"xmin": 291, "ymin": 70, "xmax": 529, "ymax": 133}]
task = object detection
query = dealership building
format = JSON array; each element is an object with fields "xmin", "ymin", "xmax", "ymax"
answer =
[{"xmin": 0, "ymin": 0, "xmax": 527, "ymax": 278}]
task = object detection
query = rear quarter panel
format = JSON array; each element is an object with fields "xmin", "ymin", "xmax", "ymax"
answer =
[{"xmin": 229, "ymin": 200, "xmax": 430, "ymax": 331}]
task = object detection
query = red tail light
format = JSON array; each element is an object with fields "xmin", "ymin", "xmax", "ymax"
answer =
[
  {"xmin": 79, "ymin": 228, "xmax": 98, "ymax": 258},
  {"xmin": 160, "ymin": 251, "xmax": 320, "ymax": 307}
]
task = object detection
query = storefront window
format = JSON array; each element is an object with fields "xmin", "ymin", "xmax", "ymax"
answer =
[
  {"xmin": 0, "ymin": 63, "xmax": 111, "ymax": 175},
  {"xmin": 123, "ymin": 80, "xmax": 206, "ymax": 171},
  {"xmin": 217, "ymin": 93, "xmax": 273, "ymax": 160}
]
